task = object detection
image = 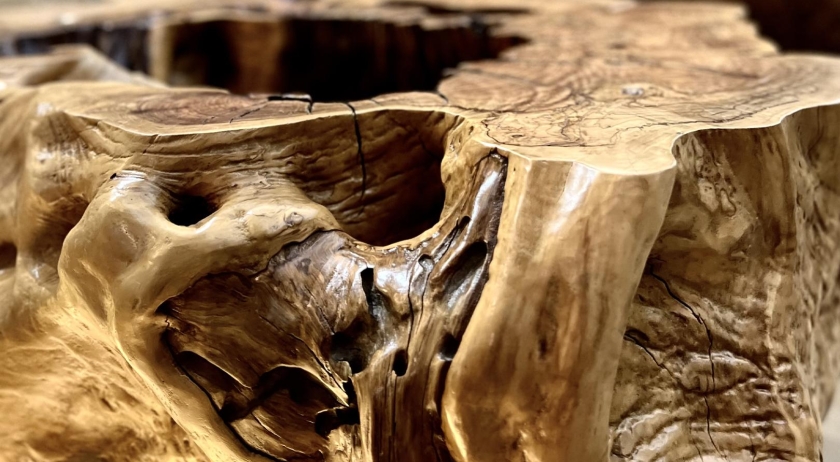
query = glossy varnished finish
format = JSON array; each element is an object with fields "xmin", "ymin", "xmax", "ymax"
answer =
[{"xmin": 2, "ymin": 1, "xmax": 840, "ymax": 461}]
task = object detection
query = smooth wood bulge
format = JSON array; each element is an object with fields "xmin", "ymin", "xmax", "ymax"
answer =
[{"xmin": 1, "ymin": 1, "xmax": 840, "ymax": 461}]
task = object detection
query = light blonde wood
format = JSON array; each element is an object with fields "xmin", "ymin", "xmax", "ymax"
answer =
[{"xmin": 2, "ymin": 1, "xmax": 840, "ymax": 461}]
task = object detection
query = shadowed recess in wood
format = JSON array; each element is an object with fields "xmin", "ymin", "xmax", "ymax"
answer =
[
  {"xmin": 290, "ymin": 109, "xmax": 457, "ymax": 246},
  {"xmin": 163, "ymin": 16, "xmax": 526, "ymax": 99},
  {"xmin": 0, "ymin": 243, "xmax": 15, "ymax": 270},
  {"xmin": 153, "ymin": 148, "xmax": 508, "ymax": 461},
  {"xmin": 1, "ymin": 7, "xmax": 526, "ymax": 100}
]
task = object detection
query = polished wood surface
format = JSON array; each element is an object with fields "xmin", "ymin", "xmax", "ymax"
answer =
[{"xmin": 2, "ymin": 1, "xmax": 840, "ymax": 461}]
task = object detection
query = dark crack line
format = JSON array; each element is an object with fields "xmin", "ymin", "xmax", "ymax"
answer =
[
  {"xmin": 267, "ymin": 94, "xmax": 313, "ymax": 114},
  {"xmin": 702, "ymin": 395, "xmax": 721, "ymax": 456},
  {"xmin": 694, "ymin": 441, "xmax": 705, "ymax": 462},
  {"xmin": 229, "ymin": 102, "xmax": 267, "ymax": 123},
  {"xmin": 650, "ymin": 272, "xmax": 716, "ymax": 384},
  {"xmin": 140, "ymin": 134, "xmax": 159, "ymax": 157},
  {"xmin": 351, "ymin": 107, "xmax": 366, "ymax": 198},
  {"xmin": 623, "ymin": 334, "xmax": 677, "ymax": 381},
  {"xmin": 650, "ymin": 271, "xmax": 721, "ymax": 456},
  {"xmin": 433, "ymin": 90, "xmax": 450, "ymax": 105},
  {"xmin": 345, "ymin": 103, "xmax": 367, "ymax": 206}
]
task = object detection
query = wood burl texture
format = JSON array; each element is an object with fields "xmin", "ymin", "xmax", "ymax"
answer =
[{"xmin": 2, "ymin": 1, "xmax": 840, "ymax": 461}]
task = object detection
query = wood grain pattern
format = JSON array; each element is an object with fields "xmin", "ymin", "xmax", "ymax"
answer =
[{"xmin": 1, "ymin": 1, "xmax": 840, "ymax": 461}]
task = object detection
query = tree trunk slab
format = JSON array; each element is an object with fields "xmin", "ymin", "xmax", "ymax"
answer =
[{"xmin": 1, "ymin": 1, "xmax": 840, "ymax": 462}]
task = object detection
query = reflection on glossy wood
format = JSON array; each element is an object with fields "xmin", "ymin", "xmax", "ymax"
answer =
[{"xmin": 2, "ymin": 1, "xmax": 840, "ymax": 461}]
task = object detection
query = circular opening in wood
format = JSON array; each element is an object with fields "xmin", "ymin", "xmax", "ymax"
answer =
[
  {"xmin": 0, "ymin": 243, "xmax": 16, "ymax": 270},
  {"xmin": 392, "ymin": 349, "xmax": 408, "ymax": 376},
  {"xmin": 167, "ymin": 195, "xmax": 217, "ymax": 227}
]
